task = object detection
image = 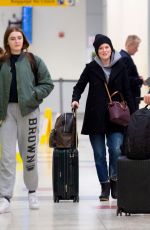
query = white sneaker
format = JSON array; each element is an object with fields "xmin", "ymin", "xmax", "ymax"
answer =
[
  {"xmin": 28, "ymin": 192, "xmax": 39, "ymax": 210},
  {"xmin": 0, "ymin": 198, "xmax": 10, "ymax": 214}
]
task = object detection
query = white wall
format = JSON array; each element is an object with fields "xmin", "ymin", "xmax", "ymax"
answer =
[
  {"xmin": 32, "ymin": 3, "xmax": 86, "ymax": 79},
  {"xmin": 0, "ymin": 7, "xmax": 22, "ymax": 42},
  {"xmin": 0, "ymin": 1, "xmax": 148, "ymax": 81},
  {"xmin": 106, "ymin": 0, "xmax": 148, "ymax": 96},
  {"xmin": 0, "ymin": 1, "xmax": 86, "ymax": 80}
]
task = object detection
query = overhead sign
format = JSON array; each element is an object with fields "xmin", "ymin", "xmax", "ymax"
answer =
[{"xmin": 0, "ymin": 0, "xmax": 76, "ymax": 6}]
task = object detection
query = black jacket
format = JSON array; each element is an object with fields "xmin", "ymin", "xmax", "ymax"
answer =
[
  {"xmin": 120, "ymin": 50, "xmax": 143, "ymax": 109},
  {"xmin": 72, "ymin": 60, "xmax": 135, "ymax": 135}
]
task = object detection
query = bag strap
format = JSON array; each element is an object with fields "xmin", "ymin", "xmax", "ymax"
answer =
[
  {"xmin": 26, "ymin": 52, "xmax": 38, "ymax": 86},
  {"xmin": 111, "ymin": 91, "xmax": 125, "ymax": 102},
  {"xmin": 104, "ymin": 82, "xmax": 113, "ymax": 103},
  {"xmin": 104, "ymin": 83, "xmax": 125, "ymax": 103}
]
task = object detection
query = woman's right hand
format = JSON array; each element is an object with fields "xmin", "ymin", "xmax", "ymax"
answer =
[
  {"xmin": 71, "ymin": 101, "xmax": 79, "ymax": 109},
  {"xmin": 144, "ymin": 94, "xmax": 150, "ymax": 104}
]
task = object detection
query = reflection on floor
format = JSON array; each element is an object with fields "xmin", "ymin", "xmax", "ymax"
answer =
[{"xmin": 1, "ymin": 119, "xmax": 150, "ymax": 230}]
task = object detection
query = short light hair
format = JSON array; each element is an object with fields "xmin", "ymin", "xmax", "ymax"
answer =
[{"xmin": 125, "ymin": 35, "xmax": 141, "ymax": 47}]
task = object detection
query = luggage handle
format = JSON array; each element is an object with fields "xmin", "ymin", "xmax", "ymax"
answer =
[
  {"xmin": 71, "ymin": 108, "xmax": 78, "ymax": 148},
  {"xmin": 136, "ymin": 96, "xmax": 143, "ymax": 101},
  {"xmin": 136, "ymin": 97, "xmax": 150, "ymax": 109},
  {"xmin": 72, "ymin": 108, "xmax": 77, "ymax": 117}
]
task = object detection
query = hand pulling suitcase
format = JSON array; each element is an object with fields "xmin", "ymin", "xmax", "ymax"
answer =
[
  {"xmin": 117, "ymin": 156, "xmax": 150, "ymax": 216},
  {"xmin": 52, "ymin": 148, "xmax": 79, "ymax": 202}
]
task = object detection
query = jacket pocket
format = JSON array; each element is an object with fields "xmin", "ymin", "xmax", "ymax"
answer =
[{"xmin": 26, "ymin": 92, "xmax": 43, "ymax": 108}]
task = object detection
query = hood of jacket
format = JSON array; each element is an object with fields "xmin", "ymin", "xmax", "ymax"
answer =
[{"xmin": 94, "ymin": 51, "xmax": 121, "ymax": 82}]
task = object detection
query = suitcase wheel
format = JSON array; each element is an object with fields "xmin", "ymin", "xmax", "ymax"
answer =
[
  {"xmin": 73, "ymin": 196, "xmax": 79, "ymax": 203},
  {"xmin": 54, "ymin": 196, "xmax": 59, "ymax": 203},
  {"xmin": 116, "ymin": 207, "xmax": 131, "ymax": 216},
  {"xmin": 116, "ymin": 207, "xmax": 122, "ymax": 216},
  {"xmin": 125, "ymin": 212, "xmax": 131, "ymax": 216}
]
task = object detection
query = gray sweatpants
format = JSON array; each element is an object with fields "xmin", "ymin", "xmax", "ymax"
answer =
[{"xmin": 0, "ymin": 103, "xmax": 40, "ymax": 199}]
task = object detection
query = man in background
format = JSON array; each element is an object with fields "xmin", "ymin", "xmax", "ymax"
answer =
[{"xmin": 120, "ymin": 35, "xmax": 144, "ymax": 110}]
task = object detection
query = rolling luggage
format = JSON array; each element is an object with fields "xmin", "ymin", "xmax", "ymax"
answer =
[
  {"xmin": 51, "ymin": 109, "xmax": 79, "ymax": 202},
  {"xmin": 117, "ymin": 156, "xmax": 150, "ymax": 216},
  {"xmin": 52, "ymin": 148, "xmax": 79, "ymax": 202}
]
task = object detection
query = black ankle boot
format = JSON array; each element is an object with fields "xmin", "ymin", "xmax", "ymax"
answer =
[
  {"xmin": 99, "ymin": 182, "xmax": 110, "ymax": 201},
  {"xmin": 110, "ymin": 179, "xmax": 117, "ymax": 199}
]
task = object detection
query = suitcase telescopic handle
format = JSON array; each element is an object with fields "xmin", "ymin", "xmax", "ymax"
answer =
[
  {"xmin": 72, "ymin": 108, "xmax": 77, "ymax": 118},
  {"xmin": 72, "ymin": 108, "xmax": 78, "ymax": 148}
]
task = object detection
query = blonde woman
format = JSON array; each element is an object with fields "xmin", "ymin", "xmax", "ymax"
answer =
[{"xmin": 71, "ymin": 34, "xmax": 135, "ymax": 202}]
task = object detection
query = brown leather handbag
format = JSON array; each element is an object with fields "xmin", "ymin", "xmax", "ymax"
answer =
[{"xmin": 104, "ymin": 83, "xmax": 130, "ymax": 126}]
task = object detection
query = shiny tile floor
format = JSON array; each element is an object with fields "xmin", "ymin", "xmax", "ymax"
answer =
[{"xmin": 1, "ymin": 118, "xmax": 150, "ymax": 230}]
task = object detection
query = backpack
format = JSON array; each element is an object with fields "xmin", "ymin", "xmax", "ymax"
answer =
[
  {"xmin": 125, "ymin": 105, "xmax": 150, "ymax": 160},
  {"xmin": 49, "ymin": 112, "xmax": 77, "ymax": 149}
]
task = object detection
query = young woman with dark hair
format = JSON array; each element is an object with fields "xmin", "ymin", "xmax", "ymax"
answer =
[{"xmin": 0, "ymin": 26, "xmax": 54, "ymax": 214}]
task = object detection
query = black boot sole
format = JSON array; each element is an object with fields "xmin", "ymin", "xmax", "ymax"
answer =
[{"xmin": 99, "ymin": 196, "xmax": 109, "ymax": 201}]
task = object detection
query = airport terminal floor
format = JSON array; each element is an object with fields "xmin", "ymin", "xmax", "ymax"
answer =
[{"xmin": 0, "ymin": 117, "xmax": 150, "ymax": 230}]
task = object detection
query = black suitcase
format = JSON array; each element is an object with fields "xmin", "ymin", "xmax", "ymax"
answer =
[
  {"xmin": 117, "ymin": 156, "xmax": 150, "ymax": 216},
  {"xmin": 52, "ymin": 148, "xmax": 79, "ymax": 202}
]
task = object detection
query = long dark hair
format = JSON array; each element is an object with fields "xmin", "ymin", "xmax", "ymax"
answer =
[{"xmin": 3, "ymin": 26, "xmax": 29, "ymax": 57}]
